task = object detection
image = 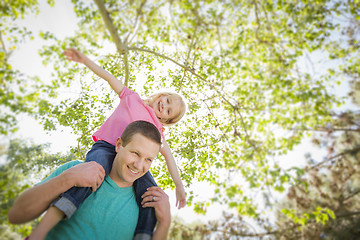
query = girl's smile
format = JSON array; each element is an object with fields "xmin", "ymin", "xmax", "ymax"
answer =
[{"xmin": 152, "ymin": 95, "xmax": 182, "ymax": 123}]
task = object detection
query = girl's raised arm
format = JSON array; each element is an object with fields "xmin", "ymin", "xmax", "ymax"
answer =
[
  {"xmin": 160, "ymin": 140, "xmax": 186, "ymax": 209},
  {"xmin": 64, "ymin": 48, "xmax": 124, "ymax": 95}
]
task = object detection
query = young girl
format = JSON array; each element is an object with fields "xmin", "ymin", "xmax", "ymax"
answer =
[{"xmin": 30, "ymin": 48, "xmax": 186, "ymax": 240}]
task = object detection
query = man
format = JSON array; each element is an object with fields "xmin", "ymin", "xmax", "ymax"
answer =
[{"xmin": 8, "ymin": 121, "xmax": 171, "ymax": 240}]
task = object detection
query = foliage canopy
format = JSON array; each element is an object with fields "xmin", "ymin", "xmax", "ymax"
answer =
[{"xmin": 1, "ymin": 0, "xmax": 360, "ymax": 238}]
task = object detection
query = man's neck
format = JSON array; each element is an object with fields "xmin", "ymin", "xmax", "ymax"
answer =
[{"xmin": 108, "ymin": 171, "xmax": 134, "ymax": 188}]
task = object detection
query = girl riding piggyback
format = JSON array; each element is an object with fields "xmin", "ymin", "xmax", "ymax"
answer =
[{"xmin": 31, "ymin": 48, "xmax": 187, "ymax": 240}]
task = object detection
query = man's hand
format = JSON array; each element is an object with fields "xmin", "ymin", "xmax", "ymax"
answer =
[
  {"xmin": 62, "ymin": 161, "xmax": 105, "ymax": 192},
  {"xmin": 142, "ymin": 187, "xmax": 171, "ymax": 239},
  {"xmin": 141, "ymin": 186, "xmax": 171, "ymax": 227},
  {"xmin": 64, "ymin": 48, "xmax": 87, "ymax": 64}
]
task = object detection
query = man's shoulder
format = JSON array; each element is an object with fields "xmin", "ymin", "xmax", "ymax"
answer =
[
  {"xmin": 59, "ymin": 160, "xmax": 84, "ymax": 169},
  {"xmin": 53, "ymin": 160, "xmax": 83, "ymax": 174},
  {"xmin": 40, "ymin": 160, "xmax": 84, "ymax": 184}
]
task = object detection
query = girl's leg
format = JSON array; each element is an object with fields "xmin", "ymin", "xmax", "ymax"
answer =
[
  {"xmin": 133, "ymin": 171, "xmax": 158, "ymax": 239},
  {"xmin": 52, "ymin": 141, "xmax": 116, "ymax": 218},
  {"xmin": 28, "ymin": 206, "xmax": 63, "ymax": 240}
]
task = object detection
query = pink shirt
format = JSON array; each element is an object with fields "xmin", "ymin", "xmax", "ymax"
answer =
[{"xmin": 92, "ymin": 87, "xmax": 164, "ymax": 145}]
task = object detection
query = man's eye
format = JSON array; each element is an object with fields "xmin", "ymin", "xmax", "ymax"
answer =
[{"xmin": 132, "ymin": 151, "xmax": 139, "ymax": 156}]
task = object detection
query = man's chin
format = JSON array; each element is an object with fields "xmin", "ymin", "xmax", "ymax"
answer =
[
  {"xmin": 135, "ymin": 173, "xmax": 146, "ymax": 180},
  {"xmin": 126, "ymin": 173, "xmax": 146, "ymax": 183}
]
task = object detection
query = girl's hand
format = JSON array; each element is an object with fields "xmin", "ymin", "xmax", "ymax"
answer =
[
  {"xmin": 64, "ymin": 48, "xmax": 86, "ymax": 64},
  {"xmin": 175, "ymin": 185, "xmax": 186, "ymax": 209}
]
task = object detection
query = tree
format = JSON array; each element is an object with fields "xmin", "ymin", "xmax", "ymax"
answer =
[
  {"xmin": 169, "ymin": 212, "xmax": 275, "ymax": 239},
  {"xmin": 271, "ymin": 80, "xmax": 360, "ymax": 239},
  {"xmin": 0, "ymin": 139, "xmax": 75, "ymax": 239},
  {"xmin": 167, "ymin": 107, "xmax": 360, "ymax": 238},
  {"xmin": 35, "ymin": 0, "xmax": 359, "ymax": 215},
  {"xmin": 2, "ymin": 0, "xmax": 360, "ymax": 236},
  {"xmin": 0, "ymin": 0, "xmax": 52, "ymax": 134}
]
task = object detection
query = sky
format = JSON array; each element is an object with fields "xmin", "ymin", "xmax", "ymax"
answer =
[
  {"xmin": 8, "ymin": 1, "xmax": 78, "ymax": 153},
  {"xmin": 6, "ymin": 0, "xmax": 351, "ymax": 231}
]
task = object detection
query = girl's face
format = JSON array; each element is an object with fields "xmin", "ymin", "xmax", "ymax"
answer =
[{"xmin": 151, "ymin": 94, "xmax": 182, "ymax": 123}]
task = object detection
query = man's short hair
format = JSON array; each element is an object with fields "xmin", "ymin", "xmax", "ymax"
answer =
[{"xmin": 121, "ymin": 120, "xmax": 162, "ymax": 147}]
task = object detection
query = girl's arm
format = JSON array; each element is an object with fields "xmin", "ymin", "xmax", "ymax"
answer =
[
  {"xmin": 160, "ymin": 140, "xmax": 186, "ymax": 209},
  {"xmin": 64, "ymin": 48, "xmax": 124, "ymax": 95}
]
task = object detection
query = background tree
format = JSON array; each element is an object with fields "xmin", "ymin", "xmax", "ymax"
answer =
[
  {"xmin": 1, "ymin": 0, "xmax": 359, "ymax": 238},
  {"xmin": 35, "ymin": 0, "xmax": 358, "ymax": 216},
  {"xmin": 0, "ymin": 139, "xmax": 75, "ymax": 239},
  {"xmin": 271, "ymin": 69, "xmax": 360, "ymax": 239},
  {"xmin": 0, "ymin": 0, "xmax": 51, "ymax": 134},
  {"xmin": 165, "ymin": 13, "xmax": 360, "ymax": 237}
]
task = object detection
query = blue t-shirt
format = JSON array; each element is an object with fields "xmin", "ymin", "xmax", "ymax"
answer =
[{"xmin": 43, "ymin": 161, "xmax": 139, "ymax": 240}]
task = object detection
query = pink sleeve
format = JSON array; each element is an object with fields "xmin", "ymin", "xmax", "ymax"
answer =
[{"xmin": 119, "ymin": 86, "xmax": 134, "ymax": 99}]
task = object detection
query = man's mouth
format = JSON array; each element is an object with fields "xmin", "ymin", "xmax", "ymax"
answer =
[{"xmin": 128, "ymin": 166, "xmax": 139, "ymax": 175}]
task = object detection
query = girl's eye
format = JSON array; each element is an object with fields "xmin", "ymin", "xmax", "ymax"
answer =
[
  {"xmin": 167, "ymin": 98, "xmax": 170, "ymax": 104},
  {"xmin": 168, "ymin": 110, "xmax": 170, "ymax": 114},
  {"xmin": 146, "ymin": 158, "xmax": 152, "ymax": 162}
]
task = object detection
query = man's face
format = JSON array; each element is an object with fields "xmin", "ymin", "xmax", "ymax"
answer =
[{"xmin": 110, "ymin": 133, "xmax": 160, "ymax": 188}]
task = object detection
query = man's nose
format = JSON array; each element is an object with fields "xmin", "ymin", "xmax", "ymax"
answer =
[{"xmin": 133, "ymin": 159, "xmax": 144, "ymax": 170}]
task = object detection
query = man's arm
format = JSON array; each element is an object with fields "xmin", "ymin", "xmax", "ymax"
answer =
[
  {"xmin": 8, "ymin": 161, "xmax": 105, "ymax": 224},
  {"xmin": 141, "ymin": 187, "xmax": 171, "ymax": 240}
]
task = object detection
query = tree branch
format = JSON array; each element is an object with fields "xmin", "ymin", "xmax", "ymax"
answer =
[
  {"xmin": 0, "ymin": 31, "xmax": 9, "ymax": 62},
  {"xmin": 294, "ymin": 127, "xmax": 360, "ymax": 132},
  {"xmin": 128, "ymin": 46, "xmax": 236, "ymax": 106},
  {"xmin": 343, "ymin": 188, "xmax": 360, "ymax": 202},
  {"xmin": 122, "ymin": 51, "xmax": 130, "ymax": 86},
  {"xmin": 337, "ymin": 211, "xmax": 360, "ymax": 218},
  {"xmin": 311, "ymin": 146, "xmax": 360, "ymax": 169},
  {"xmin": 93, "ymin": 0, "xmax": 130, "ymax": 85},
  {"xmin": 93, "ymin": 0, "xmax": 125, "ymax": 52},
  {"xmin": 129, "ymin": 45, "xmax": 259, "ymax": 156},
  {"xmin": 124, "ymin": 0, "xmax": 147, "ymax": 45},
  {"xmin": 128, "ymin": 46, "xmax": 200, "ymax": 76}
]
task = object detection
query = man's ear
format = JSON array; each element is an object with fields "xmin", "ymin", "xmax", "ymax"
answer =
[{"xmin": 115, "ymin": 137, "xmax": 122, "ymax": 152}]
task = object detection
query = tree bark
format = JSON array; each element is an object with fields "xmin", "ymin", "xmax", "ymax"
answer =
[{"xmin": 93, "ymin": 0, "xmax": 130, "ymax": 86}]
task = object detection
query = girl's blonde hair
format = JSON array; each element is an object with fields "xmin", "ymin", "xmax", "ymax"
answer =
[{"xmin": 145, "ymin": 92, "xmax": 186, "ymax": 126}]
